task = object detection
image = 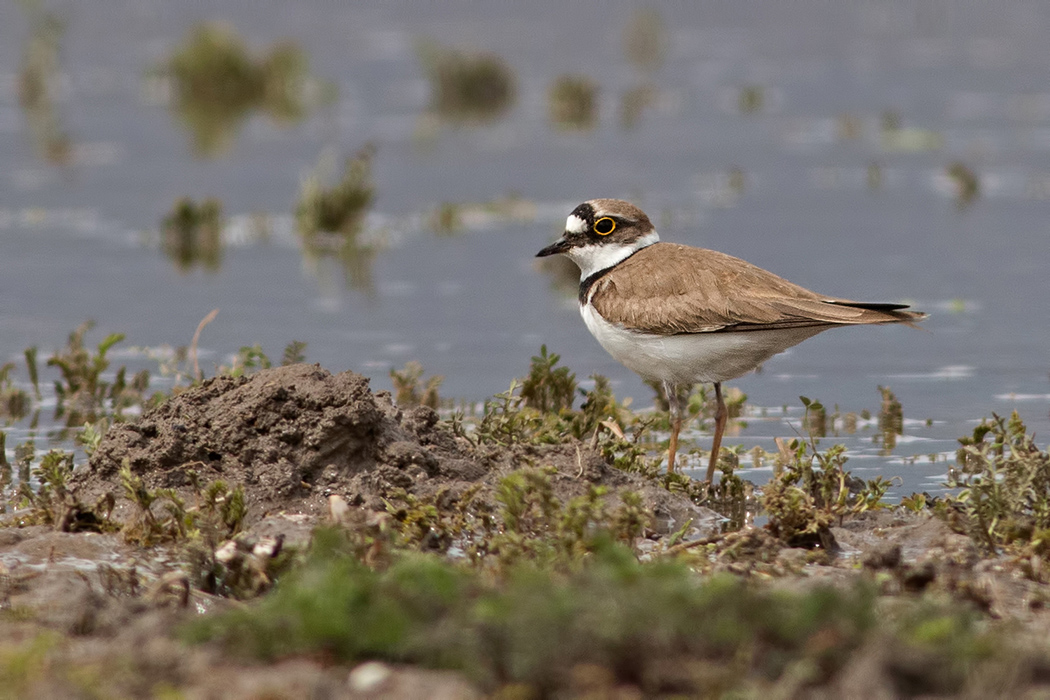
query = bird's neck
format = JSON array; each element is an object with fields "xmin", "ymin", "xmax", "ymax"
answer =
[{"xmin": 568, "ymin": 231, "xmax": 659, "ymax": 280}]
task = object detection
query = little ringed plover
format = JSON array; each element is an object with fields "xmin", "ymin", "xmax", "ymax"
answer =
[{"xmin": 536, "ymin": 198, "xmax": 927, "ymax": 481}]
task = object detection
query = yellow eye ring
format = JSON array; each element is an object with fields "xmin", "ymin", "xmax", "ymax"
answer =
[{"xmin": 593, "ymin": 217, "xmax": 616, "ymax": 235}]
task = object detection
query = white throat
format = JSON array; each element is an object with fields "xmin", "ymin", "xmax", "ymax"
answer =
[{"xmin": 567, "ymin": 231, "xmax": 660, "ymax": 280}]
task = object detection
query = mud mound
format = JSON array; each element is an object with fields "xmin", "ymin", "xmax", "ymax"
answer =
[
  {"xmin": 74, "ymin": 363, "xmax": 720, "ymax": 537},
  {"xmin": 77, "ymin": 364, "xmax": 383, "ymax": 515}
]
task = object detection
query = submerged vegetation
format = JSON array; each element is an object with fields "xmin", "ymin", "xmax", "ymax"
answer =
[
  {"xmin": 158, "ymin": 22, "xmax": 331, "ymax": 157},
  {"xmin": 16, "ymin": 0, "xmax": 72, "ymax": 164},
  {"xmin": 161, "ymin": 197, "xmax": 224, "ymax": 273},
  {"xmin": 548, "ymin": 75, "xmax": 599, "ymax": 131},
  {"xmin": 295, "ymin": 145, "xmax": 379, "ymax": 293}
]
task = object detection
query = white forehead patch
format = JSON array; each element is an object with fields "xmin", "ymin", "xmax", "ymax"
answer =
[{"xmin": 565, "ymin": 214, "xmax": 588, "ymax": 234}]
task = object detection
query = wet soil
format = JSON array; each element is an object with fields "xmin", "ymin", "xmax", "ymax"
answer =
[{"xmin": 4, "ymin": 364, "xmax": 1050, "ymax": 697}]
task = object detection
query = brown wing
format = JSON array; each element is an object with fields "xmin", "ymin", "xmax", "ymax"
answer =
[{"xmin": 588, "ymin": 243, "xmax": 926, "ymax": 334}]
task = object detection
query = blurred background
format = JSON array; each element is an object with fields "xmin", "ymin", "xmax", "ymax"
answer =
[{"xmin": 2, "ymin": 0, "xmax": 1049, "ymax": 495}]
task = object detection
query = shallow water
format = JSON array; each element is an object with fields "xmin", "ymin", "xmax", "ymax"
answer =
[{"xmin": 2, "ymin": 1, "xmax": 1049, "ymax": 496}]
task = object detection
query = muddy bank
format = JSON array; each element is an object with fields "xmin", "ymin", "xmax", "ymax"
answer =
[
  {"xmin": 75, "ymin": 363, "xmax": 722, "ymax": 540},
  {"xmin": 3, "ymin": 364, "xmax": 1050, "ymax": 697}
]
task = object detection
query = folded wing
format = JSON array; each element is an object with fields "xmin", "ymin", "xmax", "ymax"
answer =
[{"xmin": 588, "ymin": 243, "xmax": 927, "ymax": 335}]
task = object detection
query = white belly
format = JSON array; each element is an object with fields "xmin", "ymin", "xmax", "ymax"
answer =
[{"xmin": 580, "ymin": 303, "xmax": 827, "ymax": 385}]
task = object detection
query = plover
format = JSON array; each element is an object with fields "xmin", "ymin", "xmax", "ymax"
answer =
[{"xmin": 537, "ymin": 198, "xmax": 926, "ymax": 480}]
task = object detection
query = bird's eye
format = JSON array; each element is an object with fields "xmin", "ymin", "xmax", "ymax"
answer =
[{"xmin": 593, "ymin": 217, "xmax": 616, "ymax": 235}]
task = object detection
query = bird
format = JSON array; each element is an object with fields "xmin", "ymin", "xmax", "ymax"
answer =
[{"xmin": 536, "ymin": 199, "xmax": 926, "ymax": 481}]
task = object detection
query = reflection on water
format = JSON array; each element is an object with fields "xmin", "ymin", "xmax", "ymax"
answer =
[
  {"xmin": 158, "ymin": 23, "xmax": 327, "ymax": 158},
  {"xmin": 0, "ymin": 363, "xmax": 31, "ymax": 423},
  {"xmin": 17, "ymin": 0, "xmax": 72, "ymax": 164},
  {"xmin": 548, "ymin": 75, "xmax": 599, "ymax": 132},
  {"xmin": 296, "ymin": 146, "xmax": 379, "ymax": 294},
  {"xmin": 417, "ymin": 40, "xmax": 516, "ymax": 126},
  {"xmin": 877, "ymin": 386, "xmax": 904, "ymax": 454},
  {"xmin": 161, "ymin": 198, "xmax": 224, "ymax": 273}
]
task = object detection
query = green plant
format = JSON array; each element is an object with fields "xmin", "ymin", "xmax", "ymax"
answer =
[
  {"xmin": 877, "ymin": 385, "xmax": 903, "ymax": 452},
  {"xmin": 12, "ymin": 449, "xmax": 109, "ymax": 532},
  {"xmin": 295, "ymin": 145, "xmax": 375, "ymax": 239},
  {"xmin": 185, "ymin": 535, "xmax": 905, "ymax": 695},
  {"xmin": 937, "ymin": 412, "xmax": 1050, "ymax": 555},
  {"xmin": 76, "ymin": 417, "xmax": 108, "ymax": 457},
  {"xmin": 161, "ymin": 197, "xmax": 224, "ymax": 273},
  {"xmin": 762, "ymin": 398, "xmax": 891, "ymax": 547},
  {"xmin": 390, "ymin": 361, "xmax": 443, "ymax": 409},
  {"xmin": 417, "ymin": 41, "xmax": 516, "ymax": 124},
  {"xmin": 520, "ymin": 345, "xmax": 576, "ymax": 413},
  {"xmin": 548, "ymin": 75, "xmax": 598, "ymax": 131},
  {"xmin": 47, "ymin": 322, "xmax": 149, "ymax": 425},
  {"xmin": 218, "ymin": 344, "xmax": 272, "ymax": 377},
  {"xmin": 281, "ymin": 340, "xmax": 308, "ymax": 366},
  {"xmin": 119, "ymin": 462, "xmax": 245, "ymax": 545},
  {"xmin": 162, "ymin": 22, "xmax": 323, "ymax": 156},
  {"xmin": 0, "ymin": 363, "xmax": 30, "ymax": 422}
]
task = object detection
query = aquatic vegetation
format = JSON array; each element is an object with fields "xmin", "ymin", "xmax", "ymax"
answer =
[
  {"xmin": 295, "ymin": 145, "xmax": 379, "ymax": 293},
  {"xmin": 160, "ymin": 197, "xmax": 224, "ymax": 273},
  {"xmin": 160, "ymin": 22, "xmax": 328, "ymax": 157},
  {"xmin": 619, "ymin": 82, "xmax": 657, "ymax": 130},
  {"xmin": 427, "ymin": 194, "xmax": 536, "ymax": 236},
  {"xmin": 16, "ymin": 0, "xmax": 72, "ymax": 164},
  {"xmin": 947, "ymin": 161, "xmax": 980, "ymax": 208},
  {"xmin": 417, "ymin": 41, "xmax": 516, "ymax": 125},
  {"xmin": 547, "ymin": 75, "xmax": 599, "ymax": 131},
  {"xmin": 474, "ymin": 348, "xmax": 639, "ymax": 450},
  {"xmin": 762, "ymin": 398, "xmax": 892, "ymax": 547},
  {"xmin": 837, "ymin": 113, "xmax": 863, "ymax": 140},
  {"xmin": 877, "ymin": 385, "xmax": 904, "ymax": 453},
  {"xmin": 47, "ymin": 322, "xmax": 151, "ymax": 426},
  {"xmin": 519, "ymin": 345, "xmax": 575, "ymax": 413},
  {"xmin": 622, "ymin": 8, "xmax": 667, "ymax": 73},
  {"xmin": 296, "ymin": 145, "xmax": 376, "ymax": 238},
  {"xmin": 738, "ymin": 85, "xmax": 765, "ymax": 114},
  {"xmin": 937, "ymin": 412, "xmax": 1050, "ymax": 559},
  {"xmin": 0, "ymin": 364, "xmax": 31, "ymax": 423},
  {"xmin": 381, "ymin": 467, "xmax": 649, "ymax": 572},
  {"xmin": 390, "ymin": 361, "xmax": 443, "ymax": 410},
  {"xmin": 11, "ymin": 449, "xmax": 111, "ymax": 532}
]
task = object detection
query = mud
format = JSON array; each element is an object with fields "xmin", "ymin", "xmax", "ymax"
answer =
[
  {"xmin": 3, "ymin": 364, "xmax": 1050, "ymax": 697},
  {"xmin": 76, "ymin": 364, "xmax": 723, "ymax": 539}
]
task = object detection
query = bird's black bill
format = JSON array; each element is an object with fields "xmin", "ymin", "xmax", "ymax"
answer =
[{"xmin": 536, "ymin": 238, "xmax": 570, "ymax": 257}]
